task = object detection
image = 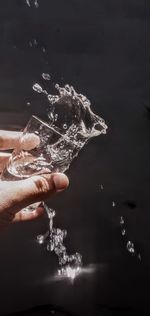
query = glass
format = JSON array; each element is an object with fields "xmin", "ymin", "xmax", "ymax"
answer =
[{"xmin": 1, "ymin": 115, "xmax": 86, "ymax": 212}]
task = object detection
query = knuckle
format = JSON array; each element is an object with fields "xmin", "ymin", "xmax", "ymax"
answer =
[
  {"xmin": 33, "ymin": 176, "xmax": 53, "ymax": 196},
  {"xmin": 0, "ymin": 133, "xmax": 4, "ymax": 149}
]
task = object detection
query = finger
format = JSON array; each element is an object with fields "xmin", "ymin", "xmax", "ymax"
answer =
[
  {"xmin": 1, "ymin": 173, "xmax": 69, "ymax": 216},
  {"xmin": 0, "ymin": 130, "xmax": 40, "ymax": 150},
  {"xmin": 13, "ymin": 207, "xmax": 44, "ymax": 222},
  {"xmin": 0, "ymin": 153, "xmax": 11, "ymax": 172},
  {"xmin": 20, "ymin": 133, "xmax": 40, "ymax": 150}
]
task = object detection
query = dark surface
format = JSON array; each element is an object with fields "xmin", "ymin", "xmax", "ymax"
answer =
[{"xmin": 0, "ymin": 0, "xmax": 150, "ymax": 315}]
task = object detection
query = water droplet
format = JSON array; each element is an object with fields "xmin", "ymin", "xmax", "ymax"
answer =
[
  {"xmin": 126, "ymin": 241, "xmax": 135, "ymax": 254},
  {"xmin": 42, "ymin": 47, "xmax": 46, "ymax": 53},
  {"xmin": 63, "ymin": 124, "xmax": 67, "ymax": 130},
  {"xmin": 138, "ymin": 253, "xmax": 142, "ymax": 261},
  {"xmin": 42, "ymin": 73, "xmax": 51, "ymax": 81},
  {"xmin": 100, "ymin": 184, "xmax": 104, "ymax": 190},
  {"xmin": 32, "ymin": 83, "xmax": 43, "ymax": 93},
  {"xmin": 26, "ymin": 102, "xmax": 31, "ymax": 107},
  {"xmin": 121, "ymin": 229, "xmax": 126, "ymax": 236},
  {"xmin": 34, "ymin": 0, "xmax": 39, "ymax": 8},
  {"xmin": 33, "ymin": 39, "xmax": 37, "ymax": 46},
  {"xmin": 29, "ymin": 41, "xmax": 32, "ymax": 47},
  {"xmin": 120, "ymin": 216, "xmax": 124, "ymax": 225},
  {"xmin": 26, "ymin": 0, "xmax": 31, "ymax": 7},
  {"xmin": 37, "ymin": 235, "xmax": 44, "ymax": 244},
  {"xmin": 112, "ymin": 201, "xmax": 116, "ymax": 207},
  {"xmin": 54, "ymin": 114, "xmax": 58, "ymax": 121}
]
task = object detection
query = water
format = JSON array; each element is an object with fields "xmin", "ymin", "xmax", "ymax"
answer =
[
  {"xmin": 32, "ymin": 83, "xmax": 107, "ymax": 141},
  {"xmin": 26, "ymin": 0, "xmax": 39, "ymax": 8},
  {"xmin": 121, "ymin": 229, "xmax": 126, "ymax": 236},
  {"xmin": 126, "ymin": 241, "xmax": 135, "ymax": 254},
  {"xmin": 37, "ymin": 204, "xmax": 82, "ymax": 280},
  {"xmin": 5, "ymin": 81, "xmax": 107, "ymax": 279},
  {"xmin": 26, "ymin": 0, "xmax": 31, "ymax": 7},
  {"xmin": 120, "ymin": 216, "xmax": 142, "ymax": 261},
  {"xmin": 120, "ymin": 216, "xmax": 125, "ymax": 225},
  {"xmin": 34, "ymin": 0, "xmax": 39, "ymax": 8},
  {"xmin": 42, "ymin": 73, "xmax": 51, "ymax": 81},
  {"xmin": 46, "ymin": 84, "xmax": 107, "ymax": 140},
  {"xmin": 33, "ymin": 83, "xmax": 43, "ymax": 93}
]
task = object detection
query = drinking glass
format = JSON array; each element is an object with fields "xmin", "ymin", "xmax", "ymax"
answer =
[{"xmin": 1, "ymin": 115, "xmax": 85, "ymax": 213}]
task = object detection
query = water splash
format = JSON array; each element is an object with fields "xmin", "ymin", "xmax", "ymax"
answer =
[
  {"xmin": 33, "ymin": 39, "xmax": 38, "ymax": 46},
  {"xmin": 120, "ymin": 216, "xmax": 125, "ymax": 225},
  {"xmin": 37, "ymin": 204, "xmax": 82, "ymax": 280},
  {"xmin": 25, "ymin": 0, "xmax": 39, "ymax": 8},
  {"xmin": 42, "ymin": 73, "xmax": 51, "ymax": 81},
  {"xmin": 33, "ymin": 82, "xmax": 107, "ymax": 150},
  {"xmin": 26, "ymin": 0, "xmax": 31, "ymax": 7},
  {"xmin": 120, "ymin": 216, "xmax": 142, "ymax": 261},
  {"xmin": 47, "ymin": 84, "xmax": 107, "ymax": 139},
  {"xmin": 33, "ymin": 83, "xmax": 43, "ymax": 93},
  {"xmin": 126, "ymin": 241, "xmax": 135, "ymax": 254},
  {"xmin": 33, "ymin": 82, "xmax": 107, "ymax": 278},
  {"xmin": 32, "ymin": 83, "xmax": 48, "ymax": 95},
  {"xmin": 34, "ymin": 0, "xmax": 39, "ymax": 8},
  {"xmin": 121, "ymin": 229, "xmax": 126, "ymax": 236}
]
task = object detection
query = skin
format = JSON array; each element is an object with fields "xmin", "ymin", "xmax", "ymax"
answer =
[{"xmin": 0, "ymin": 130, "xmax": 69, "ymax": 231}]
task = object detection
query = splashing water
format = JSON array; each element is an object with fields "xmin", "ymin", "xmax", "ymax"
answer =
[
  {"xmin": 25, "ymin": 0, "xmax": 39, "ymax": 8},
  {"xmin": 47, "ymin": 84, "xmax": 107, "ymax": 140},
  {"xmin": 42, "ymin": 73, "xmax": 51, "ymax": 81},
  {"xmin": 32, "ymin": 83, "xmax": 107, "ymax": 154},
  {"xmin": 121, "ymin": 229, "xmax": 126, "ymax": 236},
  {"xmin": 126, "ymin": 241, "xmax": 135, "ymax": 254},
  {"xmin": 32, "ymin": 83, "xmax": 48, "ymax": 96},
  {"xmin": 32, "ymin": 82, "xmax": 107, "ymax": 173},
  {"xmin": 37, "ymin": 204, "xmax": 82, "ymax": 280},
  {"xmin": 33, "ymin": 83, "xmax": 43, "ymax": 93},
  {"xmin": 120, "ymin": 216, "xmax": 125, "ymax": 225},
  {"xmin": 33, "ymin": 39, "xmax": 38, "ymax": 45},
  {"xmin": 33, "ymin": 82, "xmax": 107, "ymax": 279},
  {"xmin": 26, "ymin": 0, "xmax": 30, "ymax": 7},
  {"xmin": 34, "ymin": 0, "xmax": 39, "ymax": 8},
  {"xmin": 120, "ymin": 216, "xmax": 142, "ymax": 261}
]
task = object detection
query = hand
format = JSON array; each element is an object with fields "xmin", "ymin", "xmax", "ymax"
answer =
[{"xmin": 0, "ymin": 130, "xmax": 69, "ymax": 230}]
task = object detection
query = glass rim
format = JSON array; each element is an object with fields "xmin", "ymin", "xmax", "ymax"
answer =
[
  {"xmin": 31, "ymin": 115, "xmax": 64, "ymax": 138},
  {"xmin": 30, "ymin": 115, "xmax": 83, "ymax": 148}
]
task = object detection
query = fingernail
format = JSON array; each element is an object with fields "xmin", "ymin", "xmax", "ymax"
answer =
[{"xmin": 52, "ymin": 173, "xmax": 69, "ymax": 191}]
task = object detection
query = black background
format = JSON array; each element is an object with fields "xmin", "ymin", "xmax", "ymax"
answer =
[{"xmin": 0, "ymin": 0, "xmax": 150, "ymax": 315}]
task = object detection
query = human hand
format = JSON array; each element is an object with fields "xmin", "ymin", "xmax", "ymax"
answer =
[{"xmin": 0, "ymin": 130, "xmax": 69, "ymax": 230}]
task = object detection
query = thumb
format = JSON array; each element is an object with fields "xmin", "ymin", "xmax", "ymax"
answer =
[{"xmin": 1, "ymin": 173, "xmax": 69, "ymax": 215}]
